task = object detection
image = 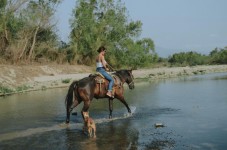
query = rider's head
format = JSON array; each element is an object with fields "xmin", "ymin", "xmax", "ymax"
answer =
[{"xmin": 97, "ymin": 46, "xmax": 106, "ymax": 53}]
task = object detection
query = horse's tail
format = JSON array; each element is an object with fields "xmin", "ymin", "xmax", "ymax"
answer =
[
  {"xmin": 65, "ymin": 81, "xmax": 77, "ymax": 123},
  {"xmin": 65, "ymin": 81, "xmax": 78, "ymax": 107}
]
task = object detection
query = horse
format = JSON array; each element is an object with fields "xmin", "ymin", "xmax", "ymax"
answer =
[{"xmin": 65, "ymin": 69, "xmax": 135, "ymax": 124}]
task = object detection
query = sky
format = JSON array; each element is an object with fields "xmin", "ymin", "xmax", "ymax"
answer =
[{"xmin": 56, "ymin": 0, "xmax": 227, "ymax": 57}]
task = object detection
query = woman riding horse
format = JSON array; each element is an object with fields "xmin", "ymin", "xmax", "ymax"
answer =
[
  {"xmin": 65, "ymin": 69, "xmax": 135, "ymax": 124},
  {"xmin": 96, "ymin": 46, "xmax": 114, "ymax": 98}
]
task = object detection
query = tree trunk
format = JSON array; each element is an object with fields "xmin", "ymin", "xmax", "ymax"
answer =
[
  {"xmin": 18, "ymin": 38, "xmax": 28, "ymax": 61},
  {"xmin": 0, "ymin": 25, "xmax": 9, "ymax": 54},
  {"xmin": 4, "ymin": 26, "xmax": 9, "ymax": 44},
  {"xmin": 28, "ymin": 26, "xmax": 39, "ymax": 61}
]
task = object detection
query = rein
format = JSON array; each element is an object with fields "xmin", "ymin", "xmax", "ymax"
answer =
[
  {"xmin": 107, "ymin": 63, "xmax": 115, "ymax": 72},
  {"xmin": 106, "ymin": 64, "xmax": 134, "ymax": 86}
]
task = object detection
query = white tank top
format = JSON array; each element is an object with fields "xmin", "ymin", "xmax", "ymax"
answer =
[
  {"xmin": 96, "ymin": 62, "xmax": 103, "ymax": 68},
  {"xmin": 96, "ymin": 60, "xmax": 106, "ymax": 68}
]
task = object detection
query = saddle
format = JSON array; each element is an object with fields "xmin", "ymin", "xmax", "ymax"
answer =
[{"xmin": 94, "ymin": 72, "xmax": 122, "ymax": 95}]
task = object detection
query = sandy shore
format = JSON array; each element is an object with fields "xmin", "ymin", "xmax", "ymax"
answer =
[
  {"xmin": 133, "ymin": 65, "xmax": 227, "ymax": 80},
  {"xmin": 1, "ymin": 64, "xmax": 227, "ymax": 96}
]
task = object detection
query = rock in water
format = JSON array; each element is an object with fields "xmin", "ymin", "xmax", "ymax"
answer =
[{"xmin": 154, "ymin": 123, "xmax": 164, "ymax": 128}]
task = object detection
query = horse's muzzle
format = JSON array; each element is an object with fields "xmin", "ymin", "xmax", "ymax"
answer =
[{"xmin": 129, "ymin": 83, "xmax": 135, "ymax": 89}]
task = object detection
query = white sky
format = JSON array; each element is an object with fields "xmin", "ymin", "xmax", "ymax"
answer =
[{"xmin": 56, "ymin": 0, "xmax": 227, "ymax": 57}]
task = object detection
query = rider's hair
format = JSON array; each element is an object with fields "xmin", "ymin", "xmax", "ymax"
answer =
[{"xmin": 97, "ymin": 46, "xmax": 106, "ymax": 53}]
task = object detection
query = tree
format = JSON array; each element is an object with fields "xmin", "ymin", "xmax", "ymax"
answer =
[
  {"xmin": 168, "ymin": 51, "xmax": 208, "ymax": 66},
  {"xmin": 70, "ymin": 0, "xmax": 156, "ymax": 68},
  {"xmin": 21, "ymin": 0, "xmax": 61, "ymax": 61},
  {"xmin": 0, "ymin": 0, "xmax": 29, "ymax": 56},
  {"xmin": 70, "ymin": 0, "xmax": 97, "ymax": 64},
  {"xmin": 209, "ymin": 47, "xmax": 227, "ymax": 64},
  {"xmin": 0, "ymin": 0, "xmax": 62, "ymax": 63}
]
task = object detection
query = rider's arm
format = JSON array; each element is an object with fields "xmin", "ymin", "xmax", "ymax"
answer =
[{"xmin": 101, "ymin": 56, "xmax": 109, "ymax": 71}]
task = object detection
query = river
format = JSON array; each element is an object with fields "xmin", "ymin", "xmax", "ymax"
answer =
[{"xmin": 0, "ymin": 72, "xmax": 227, "ymax": 150}]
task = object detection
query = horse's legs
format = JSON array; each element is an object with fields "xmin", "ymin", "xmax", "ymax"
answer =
[
  {"xmin": 66, "ymin": 108, "xmax": 70, "ymax": 124},
  {"xmin": 109, "ymin": 99, "xmax": 113, "ymax": 119},
  {"xmin": 66, "ymin": 103, "xmax": 73, "ymax": 124},
  {"xmin": 119, "ymin": 97, "xmax": 131, "ymax": 114},
  {"xmin": 81, "ymin": 100, "xmax": 91, "ymax": 120},
  {"xmin": 66, "ymin": 99, "xmax": 81, "ymax": 124}
]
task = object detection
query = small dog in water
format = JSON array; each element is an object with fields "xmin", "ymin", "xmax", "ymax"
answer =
[{"xmin": 83, "ymin": 111, "xmax": 96, "ymax": 138}]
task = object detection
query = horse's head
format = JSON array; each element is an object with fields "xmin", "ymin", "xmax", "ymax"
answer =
[
  {"xmin": 116, "ymin": 69, "xmax": 135, "ymax": 89},
  {"xmin": 126, "ymin": 69, "xmax": 135, "ymax": 89}
]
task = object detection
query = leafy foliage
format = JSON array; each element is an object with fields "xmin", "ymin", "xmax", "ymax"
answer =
[
  {"xmin": 0, "ymin": 0, "xmax": 61, "ymax": 63},
  {"xmin": 69, "ymin": 0, "xmax": 156, "ymax": 68},
  {"xmin": 0, "ymin": 0, "xmax": 226, "ymax": 69},
  {"xmin": 168, "ymin": 51, "xmax": 209, "ymax": 66},
  {"xmin": 209, "ymin": 47, "xmax": 227, "ymax": 64},
  {"xmin": 0, "ymin": 84, "xmax": 14, "ymax": 94},
  {"xmin": 62, "ymin": 78, "xmax": 71, "ymax": 84},
  {"xmin": 168, "ymin": 47, "xmax": 227, "ymax": 66}
]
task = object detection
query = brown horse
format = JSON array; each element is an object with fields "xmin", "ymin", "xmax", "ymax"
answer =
[{"xmin": 65, "ymin": 69, "xmax": 135, "ymax": 124}]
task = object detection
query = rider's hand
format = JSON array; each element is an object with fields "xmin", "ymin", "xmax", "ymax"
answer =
[{"xmin": 106, "ymin": 68, "xmax": 109, "ymax": 71}]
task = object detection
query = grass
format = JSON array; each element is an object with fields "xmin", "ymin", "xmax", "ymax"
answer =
[
  {"xmin": 0, "ymin": 84, "xmax": 33, "ymax": 96},
  {"xmin": 0, "ymin": 85, "xmax": 14, "ymax": 95},
  {"xmin": 62, "ymin": 78, "xmax": 71, "ymax": 84},
  {"xmin": 16, "ymin": 85, "xmax": 31, "ymax": 92}
]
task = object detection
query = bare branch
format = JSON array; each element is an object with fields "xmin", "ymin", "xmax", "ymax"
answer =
[{"xmin": 7, "ymin": 0, "xmax": 30, "ymax": 13}]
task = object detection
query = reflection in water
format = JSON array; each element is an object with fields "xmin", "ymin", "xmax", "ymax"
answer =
[
  {"xmin": 213, "ymin": 75, "xmax": 227, "ymax": 80},
  {"xmin": 0, "ymin": 124, "xmax": 66, "ymax": 142},
  {"xmin": 95, "ymin": 119, "xmax": 139, "ymax": 150},
  {"xmin": 0, "ymin": 72, "xmax": 227, "ymax": 149}
]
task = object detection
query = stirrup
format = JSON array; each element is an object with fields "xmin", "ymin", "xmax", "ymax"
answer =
[
  {"xmin": 106, "ymin": 93, "xmax": 114, "ymax": 98},
  {"xmin": 106, "ymin": 93, "xmax": 112, "ymax": 97}
]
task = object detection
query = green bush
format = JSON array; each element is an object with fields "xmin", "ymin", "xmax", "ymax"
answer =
[
  {"xmin": 0, "ymin": 85, "xmax": 14, "ymax": 94},
  {"xmin": 209, "ymin": 47, "xmax": 227, "ymax": 64},
  {"xmin": 168, "ymin": 51, "xmax": 209, "ymax": 66},
  {"xmin": 62, "ymin": 78, "xmax": 71, "ymax": 84},
  {"xmin": 16, "ymin": 85, "xmax": 30, "ymax": 92}
]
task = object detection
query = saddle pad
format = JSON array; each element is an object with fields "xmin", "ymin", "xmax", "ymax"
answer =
[{"xmin": 96, "ymin": 72, "xmax": 105, "ymax": 78}]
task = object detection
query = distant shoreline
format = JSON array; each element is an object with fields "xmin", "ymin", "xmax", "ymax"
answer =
[
  {"xmin": 133, "ymin": 65, "xmax": 227, "ymax": 81},
  {"xmin": 1, "ymin": 64, "xmax": 227, "ymax": 96}
]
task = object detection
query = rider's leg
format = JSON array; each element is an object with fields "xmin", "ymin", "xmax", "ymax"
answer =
[
  {"xmin": 97, "ymin": 68, "xmax": 114, "ymax": 97},
  {"xmin": 102, "ymin": 72, "xmax": 114, "ymax": 97}
]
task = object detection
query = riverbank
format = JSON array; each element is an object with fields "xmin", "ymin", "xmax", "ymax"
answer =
[{"xmin": 1, "ymin": 64, "xmax": 227, "ymax": 96}]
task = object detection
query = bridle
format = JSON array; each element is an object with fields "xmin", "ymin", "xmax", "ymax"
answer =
[
  {"xmin": 127, "ymin": 71, "xmax": 134, "ymax": 86},
  {"xmin": 115, "ymin": 70, "xmax": 134, "ymax": 86},
  {"xmin": 128, "ymin": 80, "xmax": 134, "ymax": 86}
]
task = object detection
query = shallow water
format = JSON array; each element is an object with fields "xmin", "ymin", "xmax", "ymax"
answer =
[{"xmin": 0, "ymin": 72, "xmax": 227, "ymax": 150}]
